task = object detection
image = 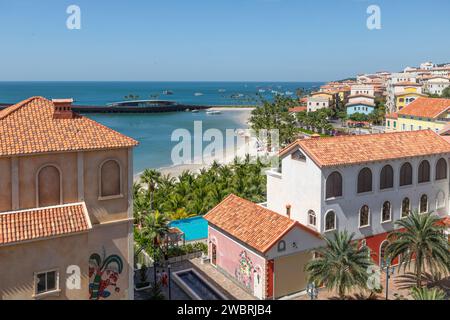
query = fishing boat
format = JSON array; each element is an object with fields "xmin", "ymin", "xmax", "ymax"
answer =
[
  {"xmin": 206, "ymin": 110, "xmax": 222, "ymax": 115},
  {"xmin": 191, "ymin": 109, "xmax": 200, "ymax": 113},
  {"xmin": 218, "ymin": 89, "xmax": 226, "ymax": 93},
  {"xmin": 194, "ymin": 92, "xmax": 204, "ymax": 96}
]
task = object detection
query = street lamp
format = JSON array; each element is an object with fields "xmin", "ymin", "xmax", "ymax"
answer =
[
  {"xmin": 306, "ymin": 282, "xmax": 318, "ymax": 300},
  {"xmin": 168, "ymin": 264, "xmax": 172, "ymax": 300},
  {"xmin": 380, "ymin": 259, "xmax": 395, "ymax": 300}
]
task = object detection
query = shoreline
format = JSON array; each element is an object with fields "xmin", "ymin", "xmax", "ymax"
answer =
[{"xmin": 134, "ymin": 109, "xmax": 255, "ymax": 181}]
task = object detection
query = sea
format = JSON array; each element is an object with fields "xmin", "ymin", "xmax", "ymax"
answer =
[{"xmin": 0, "ymin": 81, "xmax": 323, "ymax": 173}]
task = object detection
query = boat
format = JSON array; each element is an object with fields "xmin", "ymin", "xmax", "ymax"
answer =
[
  {"xmin": 285, "ymin": 91, "xmax": 294, "ymax": 95},
  {"xmin": 163, "ymin": 90, "xmax": 174, "ymax": 95},
  {"xmin": 218, "ymin": 89, "xmax": 226, "ymax": 93},
  {"xmin": 206, "ymin": 110, "xmax": 222, "ymax": 115},
  {"xmin": 258, "ymin": 89, "xmax": 266, "ymax": 93},
  {"xmin": 194, "ymin": 92, "xmax": 204, "ymax": 96},
  {"xmin": 191, "ymin": 109, "xmax": 200, "ymax": 113}
]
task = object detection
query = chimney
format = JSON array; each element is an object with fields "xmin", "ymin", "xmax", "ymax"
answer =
[
  {"xmin": 52, "ymin": 99, "xmax": 74, "ymax": 119},
  {"xmin": 286, "ymin": 204, "xmax": 291, "ymax": 218}
]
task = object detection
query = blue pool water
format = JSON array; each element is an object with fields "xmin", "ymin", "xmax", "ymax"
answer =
[{"xmin": 169, "ymin": 216, "xmax": 208, "ymax": 241}]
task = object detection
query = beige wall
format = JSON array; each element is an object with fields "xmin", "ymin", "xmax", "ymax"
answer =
[
  {"xmin": 274, "ymin": 251, "xmax": 311, "ymax": 298},
  {"xmin": 0, "ymin": 157, "xmax": 12, "ymax": 212},
  {"xmin": 83, "ymin": 148, "xmax": 130, "ymax": 224},
  {"xmin": 0, "ymin": 233, "xmax": 89, "ymax": 300}
]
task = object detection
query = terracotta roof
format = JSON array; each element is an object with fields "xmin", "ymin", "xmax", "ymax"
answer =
[
  {"xmin": 386, "ymin": 112, "xmax": 398, "ymax": 119},
  {"xmin": 289, "ymin": 106, "xmax": 307, "ymax": 113},
  {"xmin": 346, "ymin": 101, "xmax": 375, "ymax": 107},
  {"xmin": 398, "ymin": 97, "xmax": 450, "ymax": 119},
  {"xmin": 279, "ymin": 130, "xmax": 450, "ymax": 168},
  {"xmin": 0, "ymin": 97, "xmax": 138, "ymax": 157},
  {"xmin": 0, "ymin": 203, "xmax": 91, "ymax": 245},
  {"xmin": 204, "ymin": 194, "xmax": 320, "ymax": 253},
  {"xmin": 395, "ymin": 92, "xmax": 426, "ymax": 97},
  {"xmin": 348, "ymin": 94, "xmax": 375, "ymax": 99}
]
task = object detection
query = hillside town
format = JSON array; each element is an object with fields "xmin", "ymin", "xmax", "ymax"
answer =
[{"xmin": 0, "ymin": 62, "xmax": 449, "ymax": 302}]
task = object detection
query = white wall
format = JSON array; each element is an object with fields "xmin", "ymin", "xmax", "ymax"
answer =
[{"xmin": 267, "ymin": 147, "xmax": 450, "ymax": 241}]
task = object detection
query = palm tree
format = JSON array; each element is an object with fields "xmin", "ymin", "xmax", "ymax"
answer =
[
  {"xmin": 410, "ymin": 286, "xmax": 446, "ymax": 300},
  {"xmin": 386, "ymin": 211, "xmax": 449, "ymax": 286},
  {"xmin": 140, "ymin": 169, "xmax": 161, "ymax": 211},
  {"xmin": 305, "ymin": 231, "xmax": 374, "ymax": 299}
]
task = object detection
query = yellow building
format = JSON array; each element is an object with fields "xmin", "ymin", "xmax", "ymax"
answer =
[
  {"xmin": 386, "ymin": 97, "xmax": 450, "ymax": 133},
  {"xmin": 395, "ymin": 86, "xmax": 426, "ymax": 110}
]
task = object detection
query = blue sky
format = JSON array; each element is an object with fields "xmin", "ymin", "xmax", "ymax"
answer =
[{"xmin": 0, "ymin": 0, "xmax": 449, "ymax": 81}]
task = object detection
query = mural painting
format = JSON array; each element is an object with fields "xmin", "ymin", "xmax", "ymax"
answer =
[
  {"xmin": 89, "ymin": 248, "xmax": 123, "ymax": 300},
  {"xmin": 235, "ymin": 251, "xmax": 255, "ymax": 289}
]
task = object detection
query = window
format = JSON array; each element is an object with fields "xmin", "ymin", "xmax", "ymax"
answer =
[
  {"xmin": 399, "ymin": 162, "xmax": 413, "ymax": 186},
  {"xmin": 436, "ymin": 191, "xmax": 445, "ymax": 209},
  {"xmin": 291, "ymin": 150, "xmax": 306, "ymax": 161},
  {"xmin": 435, "ymin": 158, "xmax": 447, "ymax": 180},
  {"xmin": 418, "ymin": 160, "xmax": 430, "ymax": 183},
  {"xmin": 100, "ymin": 159, "xmax": 122, "ymax": 198},
  {"xmin": 420, "ymin": 194, "xmax": 428, "ymax": 213},
  {"xmin": 401, "ymin": 198, "xmax": 410, "ymax": 218},
  {"xmin": 37, "ymin": 165, "xmax": 62, "ymax": 207},
  {"xmin": 380, "ymin": 165, "xmax": 394, "ymax": 190},
  {"xmin": 35, "ymin": 270, "xmax": 59, "ymax": 296},
  {"xmin": 277, "ymin": 240, "xmax": 286, "ymax": 252},
  {"xmin": 382, "ymin": 201, "xmax": 391, "ymax": 222},
  {"xmin": 324, "ymin": 211, "xmax": 336, "ymax": 231},
  {"xmin": 308, "ymin": 210, "xmax": 316, "ymax": 227},
  {"xmin": 359, "ymin": 205, "xmax": 370, "ymax": 227},
  {"xmin": 326, "ymin": 171, "xmax": 342, "ymax": 199},
  {"xmin": 357, "ymin": 168, "xmax": 372, "ymax": 193}
]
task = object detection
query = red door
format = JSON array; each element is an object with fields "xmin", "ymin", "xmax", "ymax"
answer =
[{"xmin": 266, "ymin": 260, "xmax": 274, "ymax": 299}]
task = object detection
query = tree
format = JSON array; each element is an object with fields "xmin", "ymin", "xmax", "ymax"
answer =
[
  {"xmin": 386, "ymin": 211, "xmax": 450, "ymax": 287},
  {"xmin": 441, "ymin": 86, "xmax": 450, "ymax": 98},
  {"xmin": 410, "ymin": 286, "xmax": 446, "ymax": 300},
  {"xmin": 141, "ymin": 169, "xmax": 161, "ymax": 211},
  {"xmin": 250, "ymin": 95, "xmax": 298, "ymax": 148},
  {"xmin": 305, "ymin": 231, "xmax": 374, "ymax": 299}
]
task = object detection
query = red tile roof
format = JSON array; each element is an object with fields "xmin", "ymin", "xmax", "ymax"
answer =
[
  {"xmin": 398, "ymin": 97, "xmax": 450, "ymax": 119},
  {"xmin": 394, "ymin": 81, "xmax": 422, "ymax": 86},
  {"xmin": 289, "ymin": 106, "xmax": 307, "ymax": 113},
  {"xmin": 280, "ymin": 130, "xmax": 450, "ymax": 168},
  {"xmin": 386, "ymin": 112, "xmax": 398, "ymax": 119},
  {"xmin": 0, "ymin": 97, "xmax": 138, "ymax": 157},
  {"xmin": 0, "ymin": 203, "xmax": 91, "ymax": 245},
  {"xmin": 204, "ymin": 194, "xmax": 319, "ymax": 253}
]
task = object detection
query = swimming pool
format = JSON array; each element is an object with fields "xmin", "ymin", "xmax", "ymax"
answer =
[{"xmin": 169, "ymin": 216, "xmax": 208, "ymax": 241}]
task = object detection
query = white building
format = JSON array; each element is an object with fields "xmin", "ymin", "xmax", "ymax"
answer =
[
  {"xmin": 386, "ymin": 73, "xmax": 420, "ymax": 113},
  {"xmin": 420, "ymin": 61, "xmax": 435, "ymax": 70},
  {"xmin": 307, "ymin": 96, "xmax": 329, "ymax": 112},
  {"xmin": 266, "ymin": 130, "xmax": 450, "ymax": 264},
  {"xmin": 424, "ymin": 77, "xmax": 450, "ymax": 95}
]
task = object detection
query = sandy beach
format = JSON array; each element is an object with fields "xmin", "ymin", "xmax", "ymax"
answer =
[{"xmin": 134, "ymin": 109, "xmax": 256, "ymax": 180}]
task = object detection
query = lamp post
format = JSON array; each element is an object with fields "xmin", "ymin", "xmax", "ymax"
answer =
[
  {"xmin": 306, "ymin": 282, "xmax": 318, "ymax": 300},
  {"xmin": 380, "ymin": 259, "xmax": 395, "ymax": 300},
  {"xmin": 168, "ymin": 264, "xmax": 172, "ymax": 300}
]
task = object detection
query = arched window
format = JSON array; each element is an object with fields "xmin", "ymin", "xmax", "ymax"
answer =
[
  {"xmin": 380, "ymin": 165, "xmax": 393, "ymax": 190},
  {"xmin": 277, "ymin": 240, "xmax": 286, "ymax": 252},
  {"xmin": 379, "ymin": 241, "xmax": 390, "ymax": 266},
  {"xmin": 359, "ymin": 205, "xmax": 370, "ymax": 227},
  {"xmin": 418, "ymin": 160, "xmax": 430, "ymax": 183},
  {"xmin": 436, "ymin": 191, "xmax": 445, "ymax": 209},
  {"xmin": 308, "ymin": 210, "xmax": 316, "ymax": 227},
  {"xmin": 100, "ymin": 160, "xmax": 122, "ymax": 198},
  {"xmin": 382, "ymin": 201, "xmax": 391, "ymax": 222},
  {"xmin": 435, "ymin": 158, "xmax": 447, "ymax": 180},
  {"xmin": 37, "ymin": 165, "xmax": 62, "ymax": 207},
  {"xmin": 399, "ymin": 162, "xmax": 413, "ymax": 186},
  {"xmin": 357, "ymin": 168, "xmax": 372, "ymax": 193},
  {"xmin": 326, "ymin": 171, "xmax": 342, "ymax": 199},
  {"xmin": 401, "ymin": 197, "xmax": 410, "ymax": 218},
  {"xmin": 324, "ymin": 211, "xmax": 336, "ymax": 232},
  {"xmin": 419, "ymin": 194, "xmax": 428, "ymax": 213}
]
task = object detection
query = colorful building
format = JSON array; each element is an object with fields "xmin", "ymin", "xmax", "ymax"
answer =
[
  {"xmin": 394, "ymin": 85, "xmax": 426, "ymax": 110},
  {"xmin": 393, "ymin": 97, "xmax": 450, "ymax": 133},
  {"xmin": 346, "ymin": 101, "xmax": 375, "ymax": 116},
  {"xmin": 207, "ymin": 130, "xmax": 450, "ymax": 299},
  {"xmin": 204, "ymin": 195, "xmax": 322, "ymax": 300},
  {"xmin": 0, "ymin": 97, "xmax": 138, "ymax": 300}
]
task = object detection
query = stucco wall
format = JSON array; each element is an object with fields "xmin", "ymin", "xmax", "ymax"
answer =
[
  {"xmin": 0, "ymin": 157, "xmax": 12, "ymax": 212},
  {"xmin": 0, "ymin": 233, "xmax": 89, "ymax": 300},
  {"xmin": 208, "ymin": 226, "xmax": 266, "ymax": 299},
  {"xmin": 274, "ymin": 251, "xmax": 311, "ymax": 298}
]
